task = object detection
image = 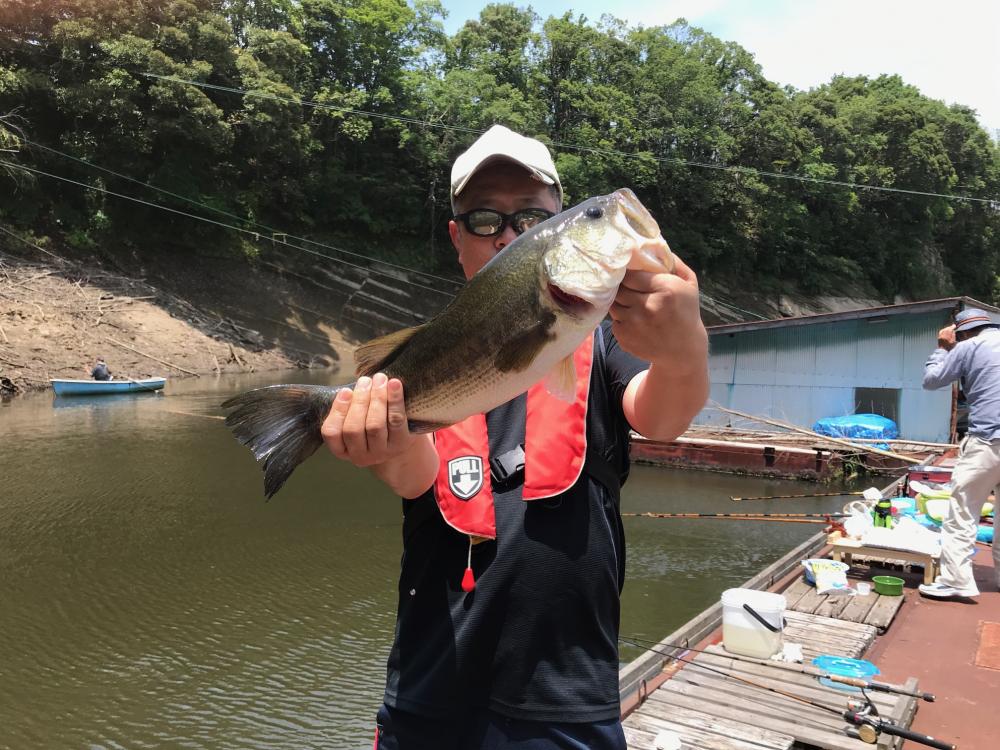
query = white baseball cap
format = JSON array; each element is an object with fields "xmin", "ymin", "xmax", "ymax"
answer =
[{"xmin": 450, "ymin": 125, "xmax": 562, "ymax": 210}]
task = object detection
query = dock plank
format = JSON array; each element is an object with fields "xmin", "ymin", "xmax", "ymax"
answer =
[
  {"xmin": 863, "ymin": 593, "xmax": 905, "ymax": 632},
  {"xmin": 782, "ymin": 578, "xmax": 813, "ymax": 609},
  {"xmin": 634, "ymin": 703, "xmax": 794, "ymax": 749},
  {"xmin": 625, "ymin": 707, "xmax": 792, "ymax": 750},
  {"xmin": 782, "ymin": 610, "xmax": 877, "ymax": 659},
  {"xmin": 838, "ymin": 592, "xmax": 881, "ymax": 624},
  {"xmin": 647, "ymin": 682, "xmax": 874, "ymax": 750}
]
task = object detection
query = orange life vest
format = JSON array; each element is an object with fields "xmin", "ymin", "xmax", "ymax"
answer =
[{"xmin": 432, "ymin": 333, "xmax": 594, "ymax": 543}]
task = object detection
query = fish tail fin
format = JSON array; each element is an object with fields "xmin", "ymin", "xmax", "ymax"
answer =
[{"xmin": 222, "ymin": 384, "xmax": 342, "ymax": 498}]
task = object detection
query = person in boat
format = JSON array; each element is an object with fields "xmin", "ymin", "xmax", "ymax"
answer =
[
  {"xmin": 321, "ymin": 125, "xmax": 709, "ymax": 749},
  {"xmin": 91, "ymin": 357, "xmax": 112, "ymax": 381},
  {"xmin": 920, "ymin": 307, "xmax": 1000, "ymax": 599}
]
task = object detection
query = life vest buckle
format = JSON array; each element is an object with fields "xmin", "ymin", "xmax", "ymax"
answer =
[{"xmin": 490, "ymin": 445, "xmax": 526, "ymax": 490}]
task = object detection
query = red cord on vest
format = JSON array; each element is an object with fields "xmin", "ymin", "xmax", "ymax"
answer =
[{"xmin": 461, "ymin": 537, "xmax": 476, "ymax": 592}]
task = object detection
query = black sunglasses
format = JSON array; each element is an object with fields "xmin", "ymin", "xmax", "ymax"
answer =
[{"xmin": 453, "ymin": 208, "xmax": 555, "ymax": 237}]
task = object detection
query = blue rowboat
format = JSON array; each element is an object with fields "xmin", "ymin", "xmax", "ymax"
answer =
[{"xmin": 50, "ymin": 377, "xmax": 166, "ymax": 396}]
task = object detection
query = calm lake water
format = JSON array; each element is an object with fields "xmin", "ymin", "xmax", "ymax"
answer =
[{"xmin": 0, "ymin": 370, "xmax": 853, "ymax": 749}]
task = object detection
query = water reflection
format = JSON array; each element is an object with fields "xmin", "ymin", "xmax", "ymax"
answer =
[{"xmin": 0, "ymin": 372, "xmax": 852, "ymax": 749}]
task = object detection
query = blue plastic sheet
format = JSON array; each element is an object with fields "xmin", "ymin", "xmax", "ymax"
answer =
[{"xmin": 812, "ymin": 413, "xmax": 899, "ymax": 450}]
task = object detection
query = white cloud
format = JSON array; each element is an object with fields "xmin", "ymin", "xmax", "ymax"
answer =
[{"xmin": 443, "ymin": 0, "xmax": 1000, "ymax": 138}]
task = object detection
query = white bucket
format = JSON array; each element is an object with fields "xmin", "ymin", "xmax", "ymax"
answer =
[{"xmin": 720, "ymin": 588, "xmax": 786, "ymax": 658}]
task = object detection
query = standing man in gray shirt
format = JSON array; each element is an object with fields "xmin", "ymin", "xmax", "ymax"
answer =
[{"xmin": 921, "ymin": 308, "xmax": 1000, "ymax": 598}]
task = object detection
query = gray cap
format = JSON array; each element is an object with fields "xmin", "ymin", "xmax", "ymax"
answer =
[{"xmin": 955, "ymin": 308, "xmax": 998, "ymax": 333}]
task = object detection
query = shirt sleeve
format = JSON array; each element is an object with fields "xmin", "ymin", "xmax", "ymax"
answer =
[
  {"xmin": 923, "ymin": 344, "xmax": 970, "ymax": 390},
  {"xmin": 600, "ymin": 320, "xmax": 647, "ymax": 415}
]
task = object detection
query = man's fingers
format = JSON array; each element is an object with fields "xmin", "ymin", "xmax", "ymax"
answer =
[
  {"xmin": 364, "ymin": 373, "xmax": 390, "ymax": 452},
  {"xmin": 321, "ymin": 387, "xmax": 354, "ymax": 458},
  {"xmin": 670, "ymin": 254, "xmax": 698, "ymax": 285},
  {"xmin": 385, "ymin": 378, "xmax": 410, "ymax": 449},
  {"xmin": 341, "ymin": 376, "xmax": 373, "ymax": 455}
]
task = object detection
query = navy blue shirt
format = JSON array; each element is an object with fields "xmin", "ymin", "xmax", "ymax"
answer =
[{"xmin": 384, "ymin": 322, "xmax": 646, "ymax": 722}]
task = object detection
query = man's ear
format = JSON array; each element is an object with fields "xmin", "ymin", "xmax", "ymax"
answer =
[{"xmin": 448, "ymin": 219, "xmax": 461, "ymax": 253}]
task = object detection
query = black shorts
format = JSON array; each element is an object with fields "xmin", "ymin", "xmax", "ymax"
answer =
[{"xmin": 374, "ymin": 703, "xmax": 626, "ymax": 750}]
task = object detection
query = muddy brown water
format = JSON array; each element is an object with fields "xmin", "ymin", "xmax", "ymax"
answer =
[{"xmin": 0, "ymin": 370, "xmax": 854, "ymax": 749}]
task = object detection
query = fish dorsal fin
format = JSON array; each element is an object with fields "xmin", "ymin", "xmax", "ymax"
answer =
[
  {"xmin": 543, "ymin": 355, "xmax": 577, "ymax": 403},
  {"xmin": 354, "ymin": 325, "xmax": 423, "ymax": 377}
]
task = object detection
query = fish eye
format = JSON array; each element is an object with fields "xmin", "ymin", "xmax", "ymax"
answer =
[{"xmin": 585, "ymin": 206, "xmax": 604, "ymax": 219}]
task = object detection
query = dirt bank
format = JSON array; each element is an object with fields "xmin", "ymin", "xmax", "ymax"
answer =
[{"xmin": 0, "ymin": 242, "xmax": 353, "ymax": 396}]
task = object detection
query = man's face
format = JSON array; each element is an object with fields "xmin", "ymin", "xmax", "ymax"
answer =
[
  {"xmin": 957, "ymin": 327, "xmax": 986, "ymax": 343},
  {"xmin": 448, "ymin": 162, "xmax": 561, "ymax": 280}
]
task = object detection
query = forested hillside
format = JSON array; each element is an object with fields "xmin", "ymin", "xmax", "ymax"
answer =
[{"xmin": 1, "ymin": 0, "xmax": 998, "ymax": 306}]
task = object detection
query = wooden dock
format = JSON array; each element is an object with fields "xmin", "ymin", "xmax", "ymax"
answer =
[
  {"xmin": 783, "ymin": 577, "xmax": 906, "ymax": 633},
  {"xmin": 621, "ymin": 531, "xmax": 921, "ymax": 750},
  {"xmin": 623, "ymin": 610, "xmax": 915, "ymax": 750}
]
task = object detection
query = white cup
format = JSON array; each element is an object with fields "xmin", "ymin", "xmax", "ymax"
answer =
[{"xmin": 856, "ymin": 582, "xmax": 872, "ymax": 596}]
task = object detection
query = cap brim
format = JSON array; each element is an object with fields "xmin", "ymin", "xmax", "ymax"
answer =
[{"xmin": 452, "ymin": 155, "xmax": 555, "ymax": 199}]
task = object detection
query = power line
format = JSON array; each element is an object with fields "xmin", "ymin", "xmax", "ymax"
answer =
[
  {"xmin": 1, "ymin": 157, "xmax": 779, "ymax": 324},
  {"xmin": 21, "ymin": 138, "xmax": 463, "ymax": 292},
  {"xmin": 0, "ymin": 159, "xmax": 459, "ymax": 298},
  {"xmin": 0, "ymin": 221, "xmax": 361, "ymax": 353},
  {"xmin": 4, "ymin": 38, "xmax": 997, "ymax": 203},
  {"xmin": 144, "ymin": 72, "xmax": 1000, "ymax": 205}
]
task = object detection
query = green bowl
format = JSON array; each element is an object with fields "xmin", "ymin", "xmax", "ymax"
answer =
[{"xmin": 872, "ymin": 575, "xmax": 904, "ymax": 596}]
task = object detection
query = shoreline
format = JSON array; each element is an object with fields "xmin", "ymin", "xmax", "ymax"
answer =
[{"xmin": 0, "ymin": 246, "xmax": 352, "ymax": 398}]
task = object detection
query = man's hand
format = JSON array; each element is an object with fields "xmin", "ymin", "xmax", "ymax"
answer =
[
  {"xmin": 610, "ymin": 255, "xmax": 707, "ymax": 369},
  {"xmin": 322, "ymin": 374, "xmax": 418, "ymax": 466},
  {"xmin": 321, "ymin": 373, "xmax": 438, "ymax": 498},
  {"xmin": 614, "ymin": 255, "xmax": 709, "ymax": 442},
  {"xmin": 938, "ymin": 325, "xmax": 957, "ymax": 351}
]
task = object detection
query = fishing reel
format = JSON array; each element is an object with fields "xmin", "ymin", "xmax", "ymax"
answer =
[{"xmin": 841, "ymin": 687, "xmax": 955, "ymax": 749}]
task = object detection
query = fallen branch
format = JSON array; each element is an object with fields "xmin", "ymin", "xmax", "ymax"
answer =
[
  {"xmin": 708, "ymin": 402, "xmax": 926, "ymax": 464},
  {"xmin": 103, "ymin": 336, "xmax": 199, "ymax": 376}
]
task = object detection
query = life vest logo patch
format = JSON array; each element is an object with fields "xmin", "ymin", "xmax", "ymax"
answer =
[{"xmin": 448, "ymin": 456, "xmax": 483, "ymax": 500}]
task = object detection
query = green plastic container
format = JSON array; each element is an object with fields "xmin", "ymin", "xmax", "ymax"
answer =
[{"xmin": 872, "ymin": 575, "xmax": 904, "ymax": 596}]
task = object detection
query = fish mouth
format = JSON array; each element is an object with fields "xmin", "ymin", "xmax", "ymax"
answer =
[
  {"xmin": 615, "ymin": 188, "xmax": 661, "ymax": 239},
  {"xmin": 548, "ymin": 282, "xmax": 593, "ymax": 313},
  {"xmin": 613, "ymin": 188, "xmax": 674, "ymax": 273}
]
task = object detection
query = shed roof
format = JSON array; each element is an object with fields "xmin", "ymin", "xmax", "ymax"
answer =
[{"xmin": 707, "ymin": 296, "xmax": 999, "ymax": 336}]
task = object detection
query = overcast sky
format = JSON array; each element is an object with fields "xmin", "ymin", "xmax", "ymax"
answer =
[{"xmin": 440, "ymin": 0, "xmax": 1000, "ymax": 139}]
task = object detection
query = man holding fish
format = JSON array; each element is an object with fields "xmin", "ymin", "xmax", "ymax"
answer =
[
  {"xmin": 223, "ymin": 125, "xmax": 707, "ymax": 747},
  {"xmin": 320, "ymin": 126, "xmax": 708, "ymax": 749}
]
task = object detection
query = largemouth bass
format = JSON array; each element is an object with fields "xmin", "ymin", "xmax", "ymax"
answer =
[{"xmin": 223, "ymin": 188, "xmax": 672, "ymax": 497}]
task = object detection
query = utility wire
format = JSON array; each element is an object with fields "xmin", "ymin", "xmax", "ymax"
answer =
[
  {"xmin": 4, "ymin": 152, "xmax": 757, "ymax": 322},
  {"xmin": 0, "ymin": 159, "xmax": 458, "ymax": 298},
  {"xmin": 3, "ymin": 39, "xmax": 996, "ymax": 203},
  {"xmin": 21, "ymin": 138, "xmax": 463, "ymax": 292},
  {"xmin": 144, "ymin": 72, "xmax": 1000, "ymax": 205}
]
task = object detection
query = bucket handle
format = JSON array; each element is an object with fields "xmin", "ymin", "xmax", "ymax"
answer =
[{"xmin": 743, "ymin": 603, "xmax": 783, "ymax": 633}]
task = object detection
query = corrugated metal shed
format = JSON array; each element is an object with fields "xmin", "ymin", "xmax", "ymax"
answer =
[{"xmin": 697, "ymin": 297, "xmax": 1000, "ymax": 443}]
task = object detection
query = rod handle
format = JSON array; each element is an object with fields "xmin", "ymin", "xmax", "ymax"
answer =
[{"xmin": 844, "ymin": 711, "xmax": 956, "ymax": 750}]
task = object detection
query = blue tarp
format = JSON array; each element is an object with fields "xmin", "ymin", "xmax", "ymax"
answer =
[{"xmin": 812, "ymin": 413, "xmax": 899, "ymax": 450}]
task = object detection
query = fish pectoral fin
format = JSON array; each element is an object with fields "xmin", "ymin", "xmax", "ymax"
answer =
[
  {"xmin": 354, "ymin": 324, "xmax": 424, "ymax": 377},
  {"xmin": 408, "ymin": 419, "xmax": 450, "ymax": 434},
  {"xmin": 544, "ymin": 356, "xmax": 577, "ymax": 402},
  {"xmin": 494, "ymin": 320, "xmax": 555, "ymax": 373}
]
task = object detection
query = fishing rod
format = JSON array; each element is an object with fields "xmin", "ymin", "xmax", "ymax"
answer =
[
  {"xmin": 619, "ymin": 634, "xmax": 934, "ymax": 701},
  {"xmin": 731, "ymin": 490, "xmax": 866, "ymax": 502},
  {"xmin": 619, "ymin": 635, "xmax": 955, "ymax": 749},
  {"xmin": 622, "ymin": 512, "xmax": 848, "ymax": 525}
]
